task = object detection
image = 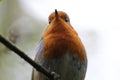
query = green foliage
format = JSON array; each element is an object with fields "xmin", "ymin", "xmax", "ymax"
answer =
[{"xmin": 0, "ymin": 0, "xmax": 3, "ymax": 2}]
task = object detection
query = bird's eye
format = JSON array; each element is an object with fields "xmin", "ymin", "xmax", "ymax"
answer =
[
  {"xmin": 65, "ymin": 17, "xmax": 70, "ymax": 23},
  {"xmin": 49, "ymin": 19, "xmax": 51, "ymax": 24}
]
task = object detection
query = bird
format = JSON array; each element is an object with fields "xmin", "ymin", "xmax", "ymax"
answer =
[{"xmin": 32, "ymin": 9, "xmax": 87, "ymax": 80}]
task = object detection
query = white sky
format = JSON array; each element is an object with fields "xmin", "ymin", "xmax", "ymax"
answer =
[{"xmin": 19, "ymin": 0, "xmax": 120, "ymax": 80}]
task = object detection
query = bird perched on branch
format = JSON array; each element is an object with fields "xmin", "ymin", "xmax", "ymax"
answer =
[{"xmin": 32, "ymin": 9, "xmax": 87, "ymax": 80}]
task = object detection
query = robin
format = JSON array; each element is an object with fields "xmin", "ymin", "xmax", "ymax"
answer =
[{"xmin": 32, "ymin": 9, "xmax": 87, "ymax": 80}]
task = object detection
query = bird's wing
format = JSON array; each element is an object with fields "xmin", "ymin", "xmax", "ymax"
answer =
[
  {"xmin": 34, "ymin": 38, "xmax": 44, "ymax": 61},
  {"xmin": 31, "ymin": 38, "xmax": 44, "ymax": 80},
  {"xmin": 36, "ymin": 38, "xmax": 44, "ymax": 56}
]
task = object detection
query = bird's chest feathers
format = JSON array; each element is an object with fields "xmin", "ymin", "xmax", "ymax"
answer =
[
  {"xmin": 43, "ymin": 33, "xmax": 86, "ymax": 60},
  {"xmin": 44, "ymin": 35, "xmax": 70, "ymax": 58}
]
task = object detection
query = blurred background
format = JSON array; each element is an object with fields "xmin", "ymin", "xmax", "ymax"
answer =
[{"xmin": 0, "ymin": 0, "xmax": 120, "ymax": 80}]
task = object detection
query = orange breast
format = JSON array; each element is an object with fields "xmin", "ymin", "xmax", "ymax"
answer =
[{"xmin": 42, "ymin": 18, "xmax": 86, "ymax": 61}]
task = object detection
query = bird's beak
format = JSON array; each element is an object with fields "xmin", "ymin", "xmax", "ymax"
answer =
[{"xmin": 55, "ymin": 9, "xmax": 59, "ymax": 18}]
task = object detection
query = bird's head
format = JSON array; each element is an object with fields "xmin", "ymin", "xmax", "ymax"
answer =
[
  {"xmin": 48, "ymin": 9, "xmax": 70, "ymax": 24},
  {"xmin": 43, "ymin": 9, "xmax": 77, "ymax": 36}
]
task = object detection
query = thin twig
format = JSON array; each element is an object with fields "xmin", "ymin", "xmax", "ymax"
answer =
[{"xmin": 0, "ymin": 35, "xmax": 54, "ymax": 80}]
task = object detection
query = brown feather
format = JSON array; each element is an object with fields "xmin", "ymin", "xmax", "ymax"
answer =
[{"xmin": 42, "ymin": 11, "xmax": 86, "ymax": 61}]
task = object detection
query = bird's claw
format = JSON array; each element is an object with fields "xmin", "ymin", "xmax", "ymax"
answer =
[{"xmin": 51, "ymin": 72, "xmax": 61, "ymax": 80}]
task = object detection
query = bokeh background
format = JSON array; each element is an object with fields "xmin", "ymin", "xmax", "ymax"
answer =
[{"xmin": 0, "ymin": 0, "xmax": 120, "ymax": 80}]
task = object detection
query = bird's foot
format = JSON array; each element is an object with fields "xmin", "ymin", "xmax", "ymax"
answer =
[{"xmin": 51, "ymin": 72, "xmax": 61, "ymax": 80}]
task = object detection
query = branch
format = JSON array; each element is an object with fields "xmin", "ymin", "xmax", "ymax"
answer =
[{"xmin": 0, "ymin": 35, "xmax": 54, "ymax": 80}]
